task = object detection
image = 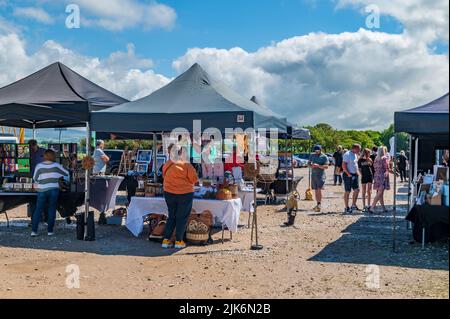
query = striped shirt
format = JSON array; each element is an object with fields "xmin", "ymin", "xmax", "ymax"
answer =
[{"xmin": 33, "ymin": 161, "xmax": 69, "ymax": 192}]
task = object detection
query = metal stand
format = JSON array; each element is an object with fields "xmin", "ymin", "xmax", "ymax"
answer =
[{"xmin": 250, "ymin": 175, "xmax": 263, "ymax": 250}]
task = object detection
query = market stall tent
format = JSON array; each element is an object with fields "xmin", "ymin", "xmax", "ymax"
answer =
[
  {"xmin": 249, "ymin": 95, "xmax": 310, "ymax": 140},
  {"xmin": 392, "ymin": 92, "xmax": 449, "ymax": 251},
  {"xmin": 395, "ymin": 93, "xmax": 449, "ymax": 172},
  {"xmin": 91, "ymin": 63, "xmax": 288, "ymax": 134},
  {"xmin": 394, "ymin": 93, "xmax": 449, "ymax": 135},
  {"xmin": 0, "ymin": 62, "xmax": 128, "ymax": 128}
]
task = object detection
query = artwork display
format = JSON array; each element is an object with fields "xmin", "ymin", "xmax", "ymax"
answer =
[
  {"xmin": 17, "ymin": 144, "xmax": 30, "ymax": 158},
  {"xmin": 136, "ymin": 150, "xmax": 152, "ymax": 163},
  {"xmin": 17, "ymin": 158, "xmax": 31, "ymax": 173}
]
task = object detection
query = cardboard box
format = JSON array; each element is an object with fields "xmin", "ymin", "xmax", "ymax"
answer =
[{"xmin": 426, "ymin": 192, "xmax": 442, "ymax": 206}]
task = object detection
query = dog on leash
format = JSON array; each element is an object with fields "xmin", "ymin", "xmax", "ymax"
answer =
[{"xmin": 284, "ymin": 191, "xmax": 300, "ymax": 226}]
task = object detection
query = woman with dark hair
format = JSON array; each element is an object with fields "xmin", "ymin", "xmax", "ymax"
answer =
[
  {"xmin": 161, "ymin": 144, "xmax": 199, "ymax": 249},
  {"xmin": 358, "ymin": 148, "xmax": 374, "ymax": 212}
]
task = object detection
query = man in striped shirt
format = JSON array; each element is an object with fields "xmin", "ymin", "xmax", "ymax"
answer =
[{"xmin": 31, "ymin": 149, "xmax": 69, "ymax": 237}]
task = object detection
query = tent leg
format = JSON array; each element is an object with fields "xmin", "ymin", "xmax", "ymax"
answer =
[
  {"xmin": 392, "ymin": 134, "xmax": 397, "ymax": 252},
  {"xmin": 32, "ymin": 123, "xmax": 36, "ymax": 140},
  {"xmin": 422, "ymin": 228, "xmax": 426, "ymax": 249},
  {"xmin": 153, "ymin": 133, "xmax": 158, "ymax": 182},
  {"xmin": 84, "ymin": 122, "xmax": 91, "ymax": 240}
]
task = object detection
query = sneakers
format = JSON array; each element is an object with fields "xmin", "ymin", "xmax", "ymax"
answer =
[
  {"xmin": 174, "ymin": 241, "xmax": 186, "ymax": 249},
  {"xmin": 313, "ymin": 204, "xmax": 321, "ymax": 212},
  {"xmin": 48, "ymin": 232, "xmax": 54, "ymax": 236},
  {"xmin": 161, "ymin": 239, "xmax": 173, "ymax": 249},
  {"xmin": 351, "ymin": 205, "xmax": 361, "ymax": 212},
  {"xmin": 344, "ymin": 207, "xmax": 352, "ymax": 214},
  {"xmin": 30, "ymin": 232, "xmax": 38, "ymax": 237}
]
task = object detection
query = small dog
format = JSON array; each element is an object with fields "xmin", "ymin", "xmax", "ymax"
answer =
[{"xmin": 286, "ymin": 191, "xmax": 300, "ymax": 213}]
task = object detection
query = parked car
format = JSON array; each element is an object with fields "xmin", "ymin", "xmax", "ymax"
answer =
[
  {"xmin": 295, "ymin": 152, "xmax": 312, "ymax": 161},
  {"xmin": 103, "ymin": 149, "xmax": 125, "ymax": 175},
  {"xmin": 292, "ymin": 155, "xmax": 308, "ymax": 168},
  {"xmin": 0, "ymin": 134, "xmax": 18, "ymax": 144},
  {"xmin": 326, "ymin": 153, "xmax": 335, "ymax": 166}
]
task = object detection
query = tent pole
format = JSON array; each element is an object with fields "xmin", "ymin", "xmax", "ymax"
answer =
[
  {"xmin": 84, "ymin": 121, "xmax": 91, "ymax": 240},
  {"xmin": 392, "ymin": 134, "xmax": 397, "ymax": 252},
  {"xmin": 32, "ymin": 123, "xmax": 36, "ymax": 140},
  {"xmin": 251, "ymin": 132, "xmax": 262, "ymax": 250},
  {"xmin": 407, "ymin": 135, "xmax": 413, "ymax": 213},
  {"xmin": 413, "ymin": 137, "xmax": 419, "ymax": 203},
  {"xmin": 153, "ymin": 133, "xmax": 158, "ymax": 182}
]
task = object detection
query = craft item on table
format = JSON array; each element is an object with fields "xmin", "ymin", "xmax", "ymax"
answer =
[
  {"xmin": 81, "ymin": 156, "xmax": 95, "ymax": 170},
  {"xmin": 17, "ymin": 144, "xmax": 30, "ymax": 158},
  {"xmin": 145, "ymin": 183, "xmax": 163, "ymax": 197},
  {"xmin": 223, "ymin": 170, "xmax": 235, "ymax": 185},
  {"xmin": 186, "ymin": 210, "xmax": 213, "ymax": 244},
  {"xmin": 202, "ymin": 162, "xmax": 224, "ymax": 182},
  {"xmin": 216, "ymin": 188, "xmax": 233, "ymax": 200},
  {"xmin": 232, "ymin": 166, "xmax": 243, "ymax": 180},
  {"xmin": 243, "ymin": 162, "xmax": 260, "ymax": 179},
  {"xmin": 112, "ymin": 207, "xmax": 127, "ymax": 217}
]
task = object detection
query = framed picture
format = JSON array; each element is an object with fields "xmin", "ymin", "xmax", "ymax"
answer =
[
  {"xmin": 136, "ymin": 150, "xmax": 152, "ymax": 163},
  {"xmin": 0, "ymin": 144, "xmax": 16, "ymax": 158},
  {"xmin": 156, "ymin": 155, "xmax": 167, "ymax": 172},
  {"xmin": 136, "ymin": 163, "xmax": 148, "ymax": 174},
  {"xmin": 17, "ymin": 144, "xmax": 30, "ymax": 158},
  {"xmin": 18, "ymin": 158, "xmax": 31, "ymax": 173}
]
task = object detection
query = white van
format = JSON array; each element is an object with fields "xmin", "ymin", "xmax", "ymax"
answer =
[{"xmin": 0, "ymin": 134, "xmax": 18, "ymax": 144}]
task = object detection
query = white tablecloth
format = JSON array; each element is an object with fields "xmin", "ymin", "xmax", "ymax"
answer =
[
  {"xmin": 126, "ymin": 196, "xmax": 242, "ymax": 237},
  {"xmin": 239, "ymin": 191, "xmax": 254, "ymax": 213}
]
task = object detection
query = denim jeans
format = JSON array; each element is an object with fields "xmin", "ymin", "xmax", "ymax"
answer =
[
  {"xmin": 164, "ymin": 192, "xmax": 194, "ymax": 242},
  {"xmin": 32, "ymin": 189, "xmax": 59, "ymax": 233}
]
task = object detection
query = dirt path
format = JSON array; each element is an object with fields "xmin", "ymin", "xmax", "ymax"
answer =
[{"xmin": 0, "ymin": 168, "xmax": 448, "ymax": 299}]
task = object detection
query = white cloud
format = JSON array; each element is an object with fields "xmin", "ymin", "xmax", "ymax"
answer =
[
  {"xmin": 337, "ymin": 0, "xmax": 449, "ymax": 43},
  {"xmin": 73, "ymin": 0, "xmax": 177, "ymax": 31},
  {"xmin": 13, "ymin": 7, "xmax": 54, "ymax": 25},
  {"xmin": 0, "ymin": 32, "xmax": 170, "ymax": 101},
  {"xmin": 173, "ymin": 28, "xmax": 449, "ymax": 130}
]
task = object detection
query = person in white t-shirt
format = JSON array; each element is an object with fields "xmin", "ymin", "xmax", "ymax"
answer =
[{"xmin": 342, "ymin": 144, "xmax": 361, "ymax": 214}]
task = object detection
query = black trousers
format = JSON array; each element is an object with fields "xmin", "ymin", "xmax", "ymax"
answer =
[
  {"xmin": 164, "ymin": 192, "xmax": 194, "ymax": 242},
  {"xmin": 399, "ymin": 167, "xmax": 407, "ymax": 181}
]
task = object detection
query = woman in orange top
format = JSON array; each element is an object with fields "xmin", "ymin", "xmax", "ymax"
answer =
[{"xmin": 162, "ymin": 145, "xmax": 199, "ymax": 249}]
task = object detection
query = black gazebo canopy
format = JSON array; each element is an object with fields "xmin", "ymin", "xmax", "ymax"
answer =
[
  {"xmin": 0, "ymin": 62, "xmax": 128, "ymax": 129},
  {"xmin": 394, "ymin": 93, "xmax": 449, "ymax": 135}
]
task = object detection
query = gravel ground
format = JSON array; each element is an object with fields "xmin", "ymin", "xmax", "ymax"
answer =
[{"xmin": 0, "ymin": 167, "xmax": 448, "ymax": 299}]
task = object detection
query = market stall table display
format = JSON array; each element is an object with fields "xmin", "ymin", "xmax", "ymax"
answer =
[
  {"xmin": 0, "ymin": 176, "xmax": 123, "ymax": 226},
  {"xmin": 126, "ymin": 196, "xmax": 243, "ymax": 242},
  {"xmin": 406, "ymin": 204, "xmax": 449, "ymax": 247}
]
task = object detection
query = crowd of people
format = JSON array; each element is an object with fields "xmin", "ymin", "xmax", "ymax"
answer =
[{"xmin": 309, "ymin": 143, "xmax": 408, "ymax": 214}]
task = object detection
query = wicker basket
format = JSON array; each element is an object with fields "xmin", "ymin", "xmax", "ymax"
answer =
[
  {"xmin": 216, "ymin": 188, "xmax": 233, "ymax": 200},
  {"xmin": 186, "ymin": 232, "xmax": 209, "ymax": 243},
  {"xmin": 227, "ymin": 184, "xmax": 239, "ymax": 199}
]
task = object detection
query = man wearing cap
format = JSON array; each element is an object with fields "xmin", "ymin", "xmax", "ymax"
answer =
[
  {"xmin": 308, "ymin": 145, "xmax": 329, "ymax": 212},
  {"xmin": 93, "ymin": 140, "xmax": 110, "ymax": 175}
]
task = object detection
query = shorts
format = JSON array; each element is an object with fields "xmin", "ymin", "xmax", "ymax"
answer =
[
  {"xmin": 361, "ymin": 176, "xmax": 373, "ymax": 184},
  {"xmin": 311, "ymin": 175, "xmax": 325, "ymax": 190},
  {"xmin": 343, "ymin": 173, "xmax": 359, "ymax": 192}
]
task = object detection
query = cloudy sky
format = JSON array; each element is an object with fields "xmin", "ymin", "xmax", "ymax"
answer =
[{"xmin": 0, "ymin": 0, "xmax": 448, "ymax": 130}]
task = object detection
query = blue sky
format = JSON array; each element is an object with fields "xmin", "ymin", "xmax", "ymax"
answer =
[
  {"xmin": 2, "ymin": 0, "xmax": 409, "ymax": 76},
  {"xmin": 0, "ymin": 0, "xmax": 448, "ymax": 130}
]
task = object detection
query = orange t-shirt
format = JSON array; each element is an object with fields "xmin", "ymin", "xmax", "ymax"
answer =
[{"xmin": 163, "ymin": 160, "xmax": 199, "ymax": 194}]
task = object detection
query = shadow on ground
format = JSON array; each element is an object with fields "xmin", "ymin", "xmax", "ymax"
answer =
[{"xmin": 309, "ymin": 205, "xmax": 449, "ymax": 270}]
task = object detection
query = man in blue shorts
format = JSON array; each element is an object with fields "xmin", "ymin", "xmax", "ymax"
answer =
[{"xmin": 308, "ymin": 145, "xmax": 329, "ymax": 212}]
